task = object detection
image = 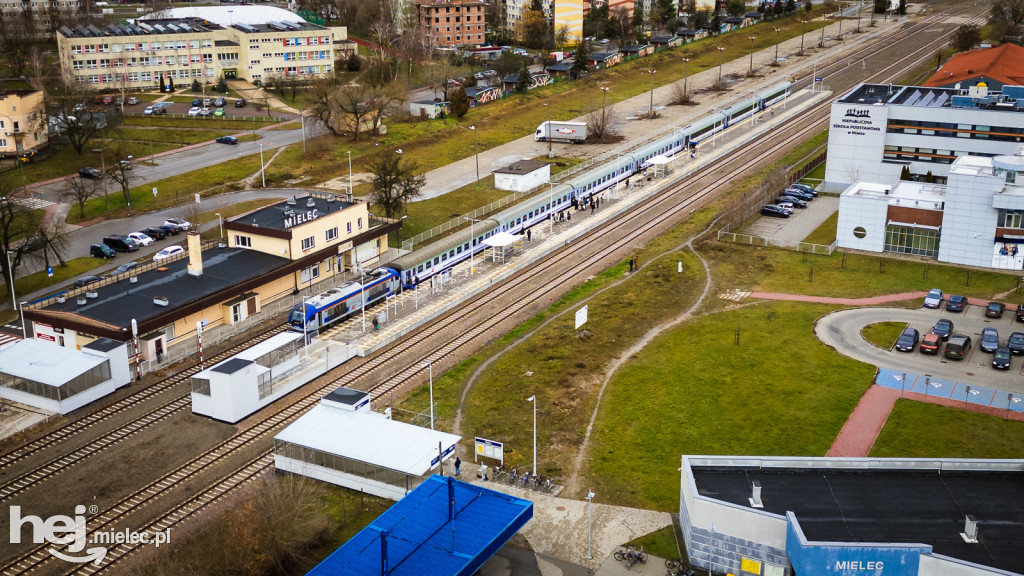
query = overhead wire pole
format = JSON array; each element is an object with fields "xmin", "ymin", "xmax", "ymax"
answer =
[{"xmin": 716, "ymin": 46, "xmax": 726, "ymax": 87}]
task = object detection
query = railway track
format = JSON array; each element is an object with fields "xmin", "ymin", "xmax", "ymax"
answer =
[
  {"xmin": 0, "ymin": 325, "xmax": 288, "ymax": 500},
  {"xmin": 2, "ymin": 8, "xmax": 979, "ymax": 575}
]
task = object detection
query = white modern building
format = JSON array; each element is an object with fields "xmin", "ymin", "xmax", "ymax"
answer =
[
  {"xmin": 274, "ymin": 388, "xmax": 461, "ymax": 501},
  {"xmin": 824, "ymin": 83, "xmax": 1024, "ymax": 192},
  {"xmin": 0, "ymin": 338, "xmax": 130, "ymax": 415},
  {"xmin": 837, "ymin": 149, "xmax": 1024, "ymax": 270}
]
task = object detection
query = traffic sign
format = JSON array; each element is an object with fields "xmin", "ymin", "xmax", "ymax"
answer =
[
  {"xmin": 46, "ymin": 266, "xmax": 53, "ymax": 277},
  {"xmin": 815, "ymin": 77, "xmax": 823, "ymax": 82}
]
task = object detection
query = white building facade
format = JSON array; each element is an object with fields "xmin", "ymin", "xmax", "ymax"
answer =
[{"xmin": 824, "ymin": 83, "xmax": 1024, "ymax": 192}]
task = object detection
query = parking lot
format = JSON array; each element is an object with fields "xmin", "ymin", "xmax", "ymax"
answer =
[
  {"xmin": 129, "ymin": 98, "xmax": 276, "ymax": 119},
  {"xmin": 745, "ymin": 195, "xmax": 837, "ymax": 243},
  {"xmin": 816, "ymin": 299, "xmax": 1024, "ymax": 395}
]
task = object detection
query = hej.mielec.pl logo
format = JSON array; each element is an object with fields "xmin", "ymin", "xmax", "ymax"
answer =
[{"xmin": 9, "ymin": 505, "xmax": 171, "ymax": 565}]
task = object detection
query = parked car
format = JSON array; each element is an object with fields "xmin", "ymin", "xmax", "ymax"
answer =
[
  {"xmin": 944, "ymin": 334, "xmax": 972, "ymax": 360},
  {"xmin": 74, "ymin": 275, "xmax": 102, "ymax": 288},
  {"xmin": 1008, "ymin": 332, "xmax": 1024, "ymax": 355},
  {"xmin": 203, "ymin": 98, "xmax": 212, "ymax": 107},
  {"xmin": 777, "ymin": 195, "xmax": 807, "ymax": 208},
  {"xmin": 789, "ymin": 183, "xmax": 819, "ymax": 197},
  {"xmin": 993, "ymin": 346, "xmax": 1012, "ymax": 370},
  {"xmin": 79, "ymin": 167, "xmax": 102, "ymax": 179},
  {"xmin": 150, "ymin": 105, "xmax": 167, "ymax": 115},
  {"xmin": 923, "ymin": 288, "xmax": 943, "ymax": 309},
  {"xmin": 198, "ymin": 107, "xmax": 212, "ymax": 116},
  {"xmin": 101, "ymin": 94, "xmax": 115, "ymax": 105},
  {"xmin": 127, "ymin": 96, "xmax": 139, "ymax": 105},
  {"xmin": 783, "ymin": 188, "xmax": 814, "ymax": 201},
  {"xmin": 985, "ymin": 301, "xmax": 1006, "ymax": 318},
  {"xmin": 894, "ymin": 327, "xmax": 919, "ymax": 352},
  {"xmin": 1017, "ymin": 305, "xmax": 1024, "ymax": 322},
  {"xmin": 144, "ymin": 106, "xmax": 155, "ymax": 115},
  {"xmin": 109, "ymin": 261, "xmax": 140, "ymax": 276},
  {"xmin": 760, "ymin": 204, "xmax": 790, "ymax": 218},
  {"xmin": 214, "ymin": 97, "xmax": 227, "ymax": 107},
  {"xmin": 930, "ymin": 319, "xmax": 954, "ymax": 341},
  {"xmin": 216, "ymin": 135, "xmax": 238, "ymax": 145},
  {"xmin": 188, "ymin": 107, "xmax": 201, "ymax": 117},
  {"xmin": 90, "ymin": 243, "xmax": 116, "ymax": 259},
  {"xmin": 163, "ymin": 218, "xmax": 191, "ymax": 231},
  {"xmin": 213, "ymin": 107, "xmax": 225, "ymax": 117},
  {"xmin": 980, "ymin": 327, "xmax": 1000, "ymax": 353},
  {"xmin": 192, "ymin": 97, "xmax": 202, "ymax": 106},
  {"xmin": 775, "ymin": 202, "xmax": 795, "ymax": 214},
  {"xmin": 127, "ymin": 232, "xmax": 154, "ymax": 246},
  {"xmin": 919, "ymin": 332, "xmax": 941, "ymax": 354},
  {"xmin": 946, "ymin": 294, "xmax": 967, "ymax": 312},
  {"xmin": 103, "ymin": 235, "xmax": 139, "ymax": 253},
  {"xmin": 153, "ymin": 245, "xmax": 184, "ymax": 262},
  {"xmin": 235, "ymin": 98, "xmax": 247, "ymax": 107},
  {"xmin": 142, "ymin": 226, "xmax": 168, "ymax": 240},
  {"xmin": 158, "ymin": 223, "xmax": 182, "ymax": 236}
]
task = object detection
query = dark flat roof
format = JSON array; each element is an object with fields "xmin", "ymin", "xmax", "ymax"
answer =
[
  {"xmin": 35, "ymin": 247, "xmax": 286, "ymax": 329},
  {"xmin": 493, "ymin": 159, "xmax": 548, "ymax": 175},
  {"xmin": 693, "ymin": 467, "xmax": 1024, "ymax": 572},
  {"xmin": 323, "ymin": 388, "xmax": 367, "ymax": 405},
  {"xmin": 83, "ymin": 337, "xmax": 123, "ymax": 352},
  {"xmin": 237, "ymin": 193, "xmax": 356, "ymax": 232},
  {"xmin": 212, "ymin": 358, "xmax": 254, "ymax": 374}
]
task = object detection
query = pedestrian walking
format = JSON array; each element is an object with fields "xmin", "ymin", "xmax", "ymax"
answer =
[
  {"xmin": 567, "ymin": 212, "xmax": 572, "ymax": 222},
  {"xmin": 527, "ymin": 229, "xmax": 532, "ymax": 242},
  {"xmin": 634, "ymin": 254, "xmax": 640, "ymax": 268},
  {"xmin": 591, "ymin": 202, "xmax": 595, "ymax": 213},
  {"xmin": 625, "ymin": 178, "xmax": 630, "ymax": 189},
  {"xmin": 629, "ymin": 257, "xmax": 634, "ymax": 272},
  {"xmin": 455, "ymin": 457, "xmax": 461, "ymax": 476}
]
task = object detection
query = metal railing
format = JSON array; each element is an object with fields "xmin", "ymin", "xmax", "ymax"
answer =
[{"xmin": 716, "ymin": 230, "xmax": 837, "ymax": 255}]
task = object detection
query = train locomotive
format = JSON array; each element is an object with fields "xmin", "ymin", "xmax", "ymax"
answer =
[{"xmin": 287, "ymin": 267, "xmax": 402, "ymax": 334}]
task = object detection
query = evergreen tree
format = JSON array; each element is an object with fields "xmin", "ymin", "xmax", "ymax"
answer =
[
  {"xmin": 192, "ymin": 79, "xmax": 201, "ymax": 92},
  {"xmin": 216, "ymin": 77, "xmax": 228, "ymax": 93},
  {"xmin": 159, "ymin": 75, "xmax": 166, "ymax": 93},
  {"xmin": 897, "ymin": 0, "xmax": 906, "ymax": 14},
  {"xmin": 785, "ymin": 0, "xmax": 796, "ymax": 12},
  {"xmin": 570, "ymin": 40, "xmax": 589, "ymax": 79},
  {"xmin": 347, "ymin": 50, "xmax": 361, "ymax": 71},
  {"xmin": 656, "ymin": 0, "xmax": 677, "ymax": 25},
  {"xmin": 899, "ymin": 165, "xmax": 911, "ymax": 180},
  {"xmin": 515, "ymin": 57, "xmax": 531, "ymax": 93},
  {"xmin": 449, "ymin": 87, "xmax": 470, "ymax": 117},
  {"xmin": 874, "ymin": 0, "xmax": 887, "ymax": 12},
  {"xmin": 632, "ymin": 3, "xmax": 646, "ymax": 35},
  {"xmin": 168, "ymin": 75, "xmax": 175, "ymax": 92}
]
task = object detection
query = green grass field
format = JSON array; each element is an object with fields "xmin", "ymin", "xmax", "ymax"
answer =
[
  {"xmin": 870, "ymin": 401, "xmax": 1024, "ymax": 459},
  {"xmin": 861, "ymin": 321, "xmax": 905, "ymax": 349},
  {"xmin": 802, "ymin": 212, "xmax": 837, "ymax": 245}
]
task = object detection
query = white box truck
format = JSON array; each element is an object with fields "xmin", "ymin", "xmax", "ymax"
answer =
[{"xmin": 535, "ymin": 121, "xmax": 588, "ymax": 143}]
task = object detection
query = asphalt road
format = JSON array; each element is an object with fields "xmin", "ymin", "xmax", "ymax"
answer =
[{"xmin": 815, "ymin": 303, "xmax": 1024, "ymax": 395}]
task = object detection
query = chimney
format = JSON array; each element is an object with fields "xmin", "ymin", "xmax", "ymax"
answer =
[
  {"xmin": 186, "ymin": 231, "xmax": 203, "ymax": 277},
  {"xmin": 749, "ymin": 480, "xmax": 764, "ymax": 509},
  {"xmin": 961, "ymin": 515, "xmax": 979, "ymax": 543}
]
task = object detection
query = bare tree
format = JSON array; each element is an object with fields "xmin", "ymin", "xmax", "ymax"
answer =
[
  {"xmin": 669, "ymin": 80, "xmax": 697, "ymax": 105},
  {"xmin": 336, "ymin": 84, "xmax": 375, "ymax": 141},
  {"xmin": 59, "ymin": 175, "xmax": 100, "ymax": 219},
  {"xmin": 104, "ymin": 142, "xmax": 136, "ymax": 209},
  {"xmin": 307, "ymin": 75, "xmax": 344, "ymax": 136},
  {"xmin": 368, "ymin": 152, "xmax": 425, "ymax": 218},
  {"xmin": 367, "ymin": 84, "xmax": 404, "ymax": 136},
  {"xmin": 0, "ymin": 187, "xmax": 40, "ymax": 294},
  {"xmin": 27, "ymin": 46, "xmax": 48, "ymax": 91},
  {"xmin": 989, "ymin": 0, "xmax": 1024, "ymax": 41},
  {"xmin": 30, "ymin": 219, "xmax": 72, "ymax": 271},
  {"xmin": 46, "ymin": 80, "xmax": 111, "ymax": 156},
  {"xmin": 585, "ymin": 103, "xmax": 623, "ymax": 142}
]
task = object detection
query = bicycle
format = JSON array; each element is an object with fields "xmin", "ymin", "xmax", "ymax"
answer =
[
  {"xmin": 625, "ymin": 546, "xmax": 647, "ymax": 569},
  {"xmin": 507, "ymin": 467, "xmax": 518, "ymax": 486},
  {"xmin": 518, "ymin": 471, "xmax": 532, "ymax": 488},
  {"xmin": 492, "ymin": 464, "xmax": 506, "ymax": 483}
]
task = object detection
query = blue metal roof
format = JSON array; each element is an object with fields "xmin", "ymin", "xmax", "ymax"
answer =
[{"xmin": 306, "ymin": 475, "xmax": 533, "ymax": 576}]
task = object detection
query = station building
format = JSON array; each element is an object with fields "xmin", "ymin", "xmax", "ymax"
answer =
[
  {"xmin": 56, "ymin": 6, "xmax": 354, "ymax": 89},
  {"xmin": 679, "ymin": 455, "xmax": 1024, "ymax": 576},
  {"xmin": 824, "ymin": 82, "xmax": 1024, "ymax": 192},
  {"xmin": 24, "ymin": 190, "xmax": 399, "ymax": 358},
  {"xmin": 837, "ymin": 150, "xmax": 1024, "ymax": 270}
]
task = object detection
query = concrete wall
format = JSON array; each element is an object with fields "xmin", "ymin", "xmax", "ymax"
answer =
[
  {"xmin": 836, "ymin": 190, "xmax": 889, "ymax": 252},
  {"xmin": 825, "ymin": 102, "xmax": 890, "ymax": 190}
]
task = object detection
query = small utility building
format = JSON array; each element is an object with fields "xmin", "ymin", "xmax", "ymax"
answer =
[
  {"xmin": 493, "ymin": 160, "xmax": 550, "ymax": 193},
  {"xmin": 0, "ymin": 338, "xmax": 130, "ymax": 414},
  {"xmin": 274, "ymin": 389, "xmax": 461, "ymax": 500}
]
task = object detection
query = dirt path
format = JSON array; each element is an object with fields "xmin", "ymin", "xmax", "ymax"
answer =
[
  {"xmin": 825, "ymin": 385, "xmax": 901, "ymax": 457},
  {"xmin": 243, "ymin": 145, "xmax": 291, "ymax": 188}
]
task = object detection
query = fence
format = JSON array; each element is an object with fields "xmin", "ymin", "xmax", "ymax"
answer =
[
  {"xmin": 123, "ymin": 112, "xmax": 281, "ymax": 122},
  {"xmin": 716, "ymin": 230, "xmax": 837, "ymax": 255}
]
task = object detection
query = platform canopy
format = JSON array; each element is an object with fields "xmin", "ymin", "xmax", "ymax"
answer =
[
  {"xmin": 481, "ymin": 231, "xmax": 522, "ymax": 248},
  {"xmin": 0, "ymin": 339, "xmax": 105, "ymax": 387},
  {"xmin": 645, "ymin": 154, "xmax": 672, "ymax": 165},
  {"xmin": 306, "ymin": 475, "xmax": 533, "ymax": 576}
]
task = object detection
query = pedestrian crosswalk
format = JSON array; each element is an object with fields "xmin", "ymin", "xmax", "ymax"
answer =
[
  {"xmin": 14, "ymin": 196, "xmax": 56, "ymax": 210},
  {"xmin": 718, "ymin": 289, "xmax": 751, "ymax": 302},
  {"xmin": 0, "ymin": 330, "xmax": 22, "ymax": 348}
]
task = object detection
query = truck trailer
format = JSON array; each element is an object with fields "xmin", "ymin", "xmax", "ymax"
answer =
[{"xmin": 535, "ymin": 121, "xmax": 587, "ymax": 143}]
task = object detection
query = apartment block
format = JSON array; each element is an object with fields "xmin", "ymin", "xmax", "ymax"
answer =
[{"xmin": 417, "ymin": 0, "xmax": 486, "ymax": 48}]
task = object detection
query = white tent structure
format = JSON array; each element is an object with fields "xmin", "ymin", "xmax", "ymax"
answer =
[
  {"xmin": 481, "ymin": 232, "xmax": 523, "ymax": 264},
  {"xmin": 644, "ymin": 154, "xmax": 673, "ymax": 178}
]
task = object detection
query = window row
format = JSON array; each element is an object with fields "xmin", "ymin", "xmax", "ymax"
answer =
[
  {"xmin": 73, "ymin": 54, "xmax": 213, "ymax": 68},
  {"xmin": 71, "ymin": 39, "xmax": 213, "ymax": 54}
]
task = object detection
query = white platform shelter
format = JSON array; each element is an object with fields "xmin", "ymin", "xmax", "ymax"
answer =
[
  {"xmin": 190, "ymin": 332, "xmax": 327, "ymax": 423},
  {"xmin": 0, "ymin": 338, "xmax": 130, "ymax": 415},
  {"xmin": 274, "ymin": 389, "xmax": 461, "ymax": 500},
  {"xmin": 482, "ymin": 232, "xmax": 523, "ymax": 264}
]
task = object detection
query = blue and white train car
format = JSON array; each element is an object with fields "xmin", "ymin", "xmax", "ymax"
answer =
[{"xmin": 288, "ymin": 267, "xmax": 401, "ymax": 333}]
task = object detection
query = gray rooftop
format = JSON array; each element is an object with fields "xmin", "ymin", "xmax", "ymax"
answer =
[
  {"xmin": 237, "ymin": 193, "xmax": 356, "ymax": 232},
  {"xmin": 493, "ymin": 160, "xmax": 548, "ymax": 175}
]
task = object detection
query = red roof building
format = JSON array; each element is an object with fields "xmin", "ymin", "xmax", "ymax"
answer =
[{"xmin": 925, "ymin": 43, "xmax": 1024, "ymax": 90}]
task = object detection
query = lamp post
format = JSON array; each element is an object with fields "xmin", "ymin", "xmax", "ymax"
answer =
[
  {"xmin": 600, "ymin": 86, "xmax": 609, "ymax": 134},
  {"xmin": 820, "ymin": 16, "xmax": 827, "ymax": 48},
  {"xmin": 586, "ymin": 490, "xmax": 595, "ymax": 559},
  {"xmin": 799, "ymin": 19, "xmax": 807, "ymax": 55},
  {"xmin": 716, "ymin": 46, "xmax": 726, "ymax": 87},
  {"xmin": 215, "ymin": 212, "xmax": 223, "ymax": 239},
  {"xmin": 527, "ymin": 395, "xmax": 537, "ymax": 475},
  {"xmin": 300, "ymin": 111, "xmax": 306, "ymax": 153},
  {"xmin": 469, "ymin": 125, "xmax": 479, "ymax": 183},
  {"xmin": 856, "ymin": 0, "xmax": 862, "ymax": 32},
  {"xmin": 424, "ymin": 361, "xmax": 434, "ymax": 429},
  {"xmin": 747, "ymin": 36, "xmax": 757, "ymax": 75},
  {"xmin": 773, "ymin": 28, "xmax": 780, "ymax": 64},
  {"xmin": 837, "ymin": 2, "xmax": 844, "ymax": 41},
  {"xmin": 4, "ymin": 249, "xmax": 16, "ymax": 310},
  {"xmin": 258, "ymin": 142, "xmax": 265, "ymax": 187},
  {"xmin": 645, "ymin": 69, "xmax": 656, "ymax": 118},
  {"xmin": 347, "ymin": 150, "xmax": 353, "ymax": 199},
  {"xmin": 681, "ymin": 58, "xmax": 691, "ymax": 101},
  {"xmin": 543, "ymin": 102, "xmax": 551, "ymax": 158}
]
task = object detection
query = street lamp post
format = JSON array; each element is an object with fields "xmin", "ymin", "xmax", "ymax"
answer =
[
  {"xmin": 837, "ymin": 2, "xmax": 844, "ymax": 40},
  {"xmin": 424, "ymin": 361, "xmax": 434, "ymax": 429},
  {"xmin": 4, "ymin": 250, "xmax": 16, "ymax": 310},
  {"xmin": 586, "ymin": 490, "xmax": 595, "ymax": 559},
  {"xmin": 748, "ymin": 36, "xmax": 757, "ymax": 75},
  {"xmin": 716, "ymin": 46, "xmax": 726, "ymax": 87},
  {"xmin": 773, "ymin": 28, "xmax": 780, "ymax": 64},
  {"xmin": 856, "ymin": 0, "xmax": 862, "ymax": 32},
  {"xmin": 215, "ymin": 212, "xmax": 223, "ymax": 239},
  {"xmin": 469, "ymin": 125, "xmax": 479, "ymax": 183},
  {"xmin": 543, "ymin": 103, "xmax": 551, "ymax": 158},
  {"xmin": 799, "ymin": 19, "xmax": 807, "ymax": 55},
  {"xmin": 681, "ymin": 58, "xmax": 691, "ymax": 101},
  {"xmin": 600, "ymin": 86, "xmax": 609, "ymax": 134},
  {"xmin": 259, "ymin": 142, "xmax": 265, "ymax": 187},
  {"xmin": 347, "ymin": 150, "xmax": 353, "ymax": 199},
  {"xmin": 527, "ymin": 395, "xmax": 537, "ymax": 476},
  {"xmin": 645, "ymin": 69, "xmax": 656, "ymax": 118},
  {"xmin": 820, "ymin": 17, "xmax": 827, "ymax": 48}
]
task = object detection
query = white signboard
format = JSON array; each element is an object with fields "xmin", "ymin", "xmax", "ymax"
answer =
[
  {"xmin": 474, "ymin": 437, "xmax": 504, "ymax": 464},
  {"xmin": 575, "ymin": 305, "xmax": 588, "ymax": 330}
]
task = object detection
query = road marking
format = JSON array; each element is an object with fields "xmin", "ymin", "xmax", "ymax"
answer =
[
  {"xmin": 718, "ymin": 289, "xmax": 750, "ymax": 301},
  {"xmin": 14, "ymin": 197, "xmax": 55, "ymax": 210}
]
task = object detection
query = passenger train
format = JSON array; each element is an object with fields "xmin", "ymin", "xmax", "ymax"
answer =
[
  {"xmin": 287, "ymin": 267, "xmax": 402, "ymax": 334},
  {"xmin": 389, "ymin": 81, "xmax": 792, "ymax": 288}
]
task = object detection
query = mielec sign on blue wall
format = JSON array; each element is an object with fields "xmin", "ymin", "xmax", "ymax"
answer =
[{"xmin": 786, "ymin": 514, "xmax": 929, "ymax": 576}]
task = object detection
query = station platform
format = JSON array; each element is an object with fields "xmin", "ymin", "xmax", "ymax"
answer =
[{"xmin": 316, "ymin": 88, "xmax": 831, "ymax": 368}]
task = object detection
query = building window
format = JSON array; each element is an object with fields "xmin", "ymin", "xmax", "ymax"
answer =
[
  {"xmin": 234, "ymin": 235, "xmax": 251, "ymax": 248},
  {"xmin": 191, "ymin": 376, "xmax": 211, "ymax": 396},
  {"xmin": 326, "ymin": 227, "xmax": 338, "ymax": 241},
  {"xmin": 357, "ymin": 217, "xmax": 363, "ymax": 229},
  {"xmin": 257, "ymin": 371, "xmax": 273, "ymax": 399},
  {"xmin": 884, "ymin": 224, "xmax": 939, "ymax": 258},
  {"xmin": 301, "ymin": 236, "xmax": 315, "ymax": 251},
  {"xmin": 998, "ymin": 210, "xmax": 1024, "ymax": 229},
  {"xmin": 300, "ymin": 264, "xmax": 320, "ymax": 283}
]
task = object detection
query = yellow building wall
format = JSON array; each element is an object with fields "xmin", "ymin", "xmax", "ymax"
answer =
[
  {"xmin": 554, "ymin": 0, "xmax": 583, "ymax": 42},
  {"xmin": 166, "ymin": 273, "xmax": 295, "ymax": 346},
  {"xmin": 229, "ymin": 231, "xmax": 291, "ymax": 258},
  {"xmin": 0, "ymin": 90, "xmax": 47, "ymax": 154}
]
